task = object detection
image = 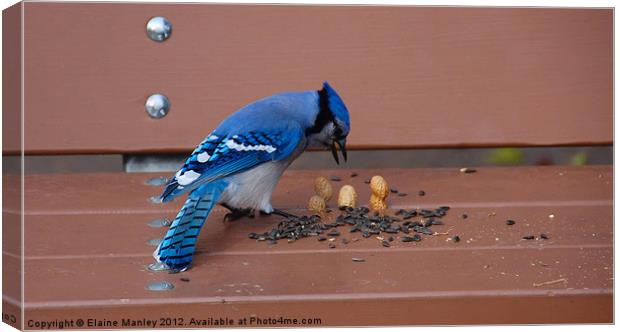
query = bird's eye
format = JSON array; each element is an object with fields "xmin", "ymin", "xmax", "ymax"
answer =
[{"xmin": 333, "ymin": 127, "xmax": 343, "ymax": 139}]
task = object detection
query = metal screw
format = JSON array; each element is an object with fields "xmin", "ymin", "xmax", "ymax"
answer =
[
  {"xmin": 145, "ymin": 176, "xmax": 169, "ymax": 186},
  {"xmin": 148, "ymin": 195, "xmax": 163, "ymax": 204},
  {"xmin": 146, "ymin": 16, "xmax": 172, "ymax": 42},
  {"xmin": 145, "ymin": 94, "xmax": 170, "ymax": 119},
  {"xmin": 148, "ymin": 219, "xmax": 171, "ymax": 228},
  {"xmin": 145, "ymin": 281, "xmax": 174, "ymax": 291},
  {"xmin": 147, "ymin": 262, "xmax": 171, "ymax": 272},
  {"xmin": 147, "ymin": 238, "xmax": 163, "ymax": 247}
]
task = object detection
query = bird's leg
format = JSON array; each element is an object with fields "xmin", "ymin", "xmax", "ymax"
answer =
[
  {"xmin": 220, "ymin": 203, "xmax": 254, "ymax": 223},
  {"xmin": 266, "ymin": 209, "xmax": 299, "ymax": 219}
]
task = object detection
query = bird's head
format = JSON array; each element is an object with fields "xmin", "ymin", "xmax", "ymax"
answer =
[{"xmin": 307, "ymin": 82, "xmax": 351, "ymax": 164}]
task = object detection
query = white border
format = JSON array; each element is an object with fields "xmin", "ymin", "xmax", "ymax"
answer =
[{"xmin": 0, "ymin": 1, "xmax": 616, "ymax": 332}]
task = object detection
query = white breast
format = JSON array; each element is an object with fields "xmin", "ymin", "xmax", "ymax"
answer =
[{"xmin": 219, "ymin": 159, "xmax": 290, "ymax": 213}]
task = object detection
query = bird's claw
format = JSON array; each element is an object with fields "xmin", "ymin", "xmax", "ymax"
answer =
[
  {"xmin": 223, "ymin": 208, "xmax": 254, "ymax": 223},
  {"xmin": 269, "ymin": 209, "xmax": 299, "ymax": 219}
]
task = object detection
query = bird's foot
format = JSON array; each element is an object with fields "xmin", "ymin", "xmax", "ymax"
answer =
[
  {"xmin": 221, "ymin": 203, "xmax": 254, "ymax": 223},
  {"xmin": 264, "ymin": 209, "xmax": 299, "ymax": 220},
  {"xmin": 167, "ymin": 264, "xmax": 191, "ymax": 274}
]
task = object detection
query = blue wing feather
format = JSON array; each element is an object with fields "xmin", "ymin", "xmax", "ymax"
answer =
[{"xmin": 160, "ymin": 123, "xmax": 303, "ymax": 202}]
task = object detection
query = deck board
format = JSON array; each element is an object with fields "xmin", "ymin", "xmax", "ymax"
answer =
[{"xmin": 12, "ymin": 166, "xmax": 613, "ymax": 325}]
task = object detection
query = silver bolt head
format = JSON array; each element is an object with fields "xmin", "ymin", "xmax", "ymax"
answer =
[
  {"xmin": 146, "ymin": 16, "xmax": 172, "ymax": 42},
  {"xmin": 145, "ymin": 94, "xmax": 170, "ymax": 119}
]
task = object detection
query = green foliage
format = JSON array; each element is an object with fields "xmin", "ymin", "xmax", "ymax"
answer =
[
  {"xmin": 570, "ymin": 152, "xmax": 588, "ymax": 166},
  {"xmin": 488, "ymin": 148, "xmax": 524, "ymax": 165}
]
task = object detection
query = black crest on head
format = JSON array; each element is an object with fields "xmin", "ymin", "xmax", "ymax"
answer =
[{"xmin": 306, "ymin": 86, "xmax": 335, "ymax": 135}]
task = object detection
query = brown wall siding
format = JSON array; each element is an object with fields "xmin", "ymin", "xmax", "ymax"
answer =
[
  {"xmin": 19, "ymin": 4, "xmax": 613, "ymax": 154},
  {"xmin": 3, "ymin": 2, "xmax": 21, "ymax": 153}
]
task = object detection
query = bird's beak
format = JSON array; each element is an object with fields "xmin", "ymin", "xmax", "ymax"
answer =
[
  {"xmin": 336, "ymin": 138, "xmax": 347, "ymax": 162},
  {"xmin": 330, "ymin": 138, "xmax": 348, "ymax": 165},
  {"xmin": 331, "ymin": 141, "xmax": 340, "ymax": 165}
]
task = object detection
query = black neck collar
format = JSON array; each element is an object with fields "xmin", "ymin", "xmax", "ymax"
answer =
[{"xmin": 306, "ymin": 87, "xmax": 334, "ymax": 135}]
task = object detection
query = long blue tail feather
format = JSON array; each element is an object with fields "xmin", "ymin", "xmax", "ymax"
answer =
[{"xmin": 154, "ymin": 181, "xmax": 226, "ymax": 270}]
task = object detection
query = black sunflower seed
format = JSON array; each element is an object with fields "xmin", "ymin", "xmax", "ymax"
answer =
[
  {"xmin": 328, "ymin": 229, "xmax": 340, "ymax": 237},
  {"xmin": 540, "ymin": 234, "xmax": 549, "ymax": 240},
  {"xmin": 413, "ymin": 226, "xmax": 433, "ymax": 235},
  {"xmin": 522, "ymin": 235, "xmax": 535, "ymax": 240},
  {"xmin": 402, "ymin": 234, "xmax": 422, "ymax": 242},
  {"xmin": 403, "ymin": 211, "xmax": 417, "ymax": 219},
  {"xmin": 452, "ymin": 236, "xmax": 460, "ymax": 242},
  {"xmin": 418, "ymin": 190, "xmax": 426, "ymax": 196},
  {"xmin": 506, "ymin": 220, "xmax": 516, "ymax": 225},
  {"xmin": 381, "ymin": 240, "xmax": 391, "ymax": 247},
  {"xmin": 330, "ymin": 176, "xmax": 341, "ymax": 181}
]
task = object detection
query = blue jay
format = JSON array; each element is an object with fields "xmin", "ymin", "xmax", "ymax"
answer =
[{"xmin": 154, "ymin": 82, "xmax": 350, "ymax": 271}]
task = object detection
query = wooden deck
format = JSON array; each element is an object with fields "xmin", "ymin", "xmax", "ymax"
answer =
[{"xmin": 4, "ymin": 165, "xmax": 612, "ymax": 327}]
